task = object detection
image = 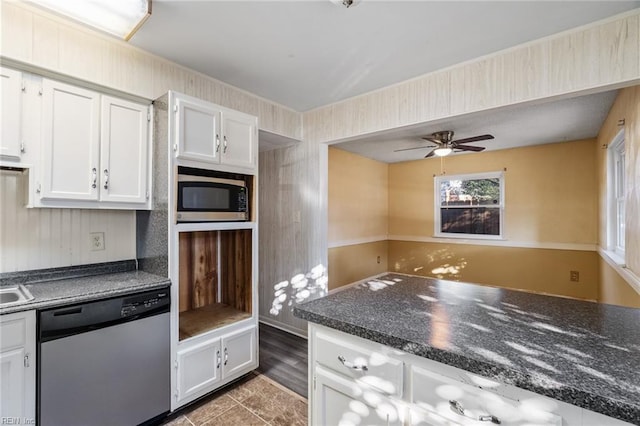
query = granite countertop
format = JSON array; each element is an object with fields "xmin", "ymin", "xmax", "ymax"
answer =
[
  {"xmin": 294, "ymin": 273, "xmax": 640, "ymax": 425},
  {"xmin": 0, "ymin": 260, "xmax": 171, "ymax": 315}
]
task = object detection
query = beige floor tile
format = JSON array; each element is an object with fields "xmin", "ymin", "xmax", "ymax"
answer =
[
  {"xmin": 237, "ymin": 376, "xmax": 307, "ymax": 424},
  {"xmin": 270, "ymin": 398, "xmax": 308, "ymax": 426},
  {"xmin": 203, "ymin": 405, "xmax": 268, "ymax": 426},
  {"xmin": 184, "ymin": 394, "xmax": 238, "ymax": 425},
  {"xmin": 227, "ymin": 374, "xmax": 274, "ymax": 403},
  {"xmin": 161, "ymin": 414, "xmax": 193, "ymax": 426}
]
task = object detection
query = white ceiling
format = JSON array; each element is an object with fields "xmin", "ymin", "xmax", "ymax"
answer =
[
  {"xmin": 131, "ymin": 1, "xmax": 640, "ymax": 112},
  {"xmin": 128, "ymin": 1, "xmax": 636, "ymax": 158},
  {"xmin": 333, "ymin": 90, "xmax": 618, "ymax": 163}
]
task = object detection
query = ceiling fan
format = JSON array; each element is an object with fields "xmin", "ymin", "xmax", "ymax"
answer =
[{"xmin": 394, "ymin": 130, "xmax": 494, "ymax": 158}]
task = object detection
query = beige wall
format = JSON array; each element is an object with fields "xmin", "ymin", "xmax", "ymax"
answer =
[
  {"xmin": 328, "ymin": 147, "xmax": 388, "ymax": 243},
  {"xmin": 328, "ymin": 241, "xmax": 389, "ymax": 290},
  {"xmin": 328, "ymin": 147, "xmax": 389, "ymax": 288},
  {"xmin": 389, "ymin": 139, "xmax": 598, "ymax": 245},
  {"xmin": 389, "ymin": 241, "xmax": 599, "ymax": 301},
  {"xmin": 595, "ymin": 86, "xmax": 640, "ymax": 306},
  {"xmin": 599, "ymin": 257, "xmax": 640, "ymax": 308}
]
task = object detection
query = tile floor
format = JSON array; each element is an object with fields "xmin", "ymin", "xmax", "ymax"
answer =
[{"xmin": 162, "ymin": 372, "xmax": 307, "ymax": 426}]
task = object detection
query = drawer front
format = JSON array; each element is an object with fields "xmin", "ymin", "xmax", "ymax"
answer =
[
  {"xmin": 411, "ymin": 365, "xmax": 562, "ymax": 426},
  {"xmin": 314, "ymin": 330, "xmax": 403, "ymax": 397}
]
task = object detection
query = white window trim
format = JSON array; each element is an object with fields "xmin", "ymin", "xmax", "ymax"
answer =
[
  {"xmin": 606, "ymin": 129, "xmax": 625, "ymax": 264},
  {"xmin": 434, "ymin": 171, "xmax": 505, "ymax": 240}
]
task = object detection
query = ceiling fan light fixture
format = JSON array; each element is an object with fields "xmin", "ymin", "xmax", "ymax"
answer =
[{"xmin": 433, "ymin": 147, "xmax": 452, "ymax": 157}]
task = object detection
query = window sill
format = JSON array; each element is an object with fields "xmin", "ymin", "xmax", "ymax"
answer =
[
  {"xmin": 433, "ymin": 234, "xmax": 505, "ymax": 241},
  {"xmin": 601, "ymin": 249, "xmax": 626, "ymax": 267}
]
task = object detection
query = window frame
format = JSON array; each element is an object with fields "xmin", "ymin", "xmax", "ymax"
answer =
[
  {"xmin": 434, "ymin": 171, "xmax": 505, "ymax": 240},
  {"xmin": 607, "ymin": 129, "xmax": 625, "ymax": 259}
]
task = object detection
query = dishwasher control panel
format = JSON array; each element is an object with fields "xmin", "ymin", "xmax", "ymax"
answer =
[{"xmin": 121, "ymin": 291, "xmax": 170, "ymax": 318}]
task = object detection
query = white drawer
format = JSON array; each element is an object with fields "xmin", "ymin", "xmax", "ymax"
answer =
[
  {"xmin": 411, "ymin": 365, "xmax": 562, "ymax": 426},
  {"xmin": 314, "ymin": 329, "xmax": 404, "ymax": 397}
]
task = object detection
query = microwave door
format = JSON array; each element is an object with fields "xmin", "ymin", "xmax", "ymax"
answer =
[{"xmin": 176, "ymin": 181, "xmax": 248, "ymax": 222}]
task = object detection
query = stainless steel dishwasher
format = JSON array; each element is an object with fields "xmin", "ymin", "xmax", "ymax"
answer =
[{"xmin": 38, "ymin": 288, "xmax": 170, "ymax": 426}]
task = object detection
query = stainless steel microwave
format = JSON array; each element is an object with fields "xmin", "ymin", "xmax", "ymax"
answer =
[{"xmin": 175, "ymin": 168, "xmax": 249, "ymax": 222}]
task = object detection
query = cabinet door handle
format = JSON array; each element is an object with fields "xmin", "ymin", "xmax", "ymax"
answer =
[
  {"xmin": 24, "ymin": 354, "xmax": 30, "ymax": 368},
  {"xmin": 215, "ymin": 134, "xmax": 220, "ymax": 153},
  {"xmin": 103, "ymin": 169, "xmax": 109, "ymax": 190},
  {"xmin": 449, "ymin": 400, "xmax": 501, "ymax": 424},
  {"xmin": 224, "ymin": 347, "xmax": 228, "ymax": 366},
  {"xmin": 338, "ymin": 355, "xmax": 368, "ymax": 371},
  {"xmin": 223, "ymin": 135, "xmax": 228, "ymax": 153},
  {"xmin": 216, "ymin": 350, "xmax": 221, "ymax": 369},
  {"xmin": 91, "ymin": 168, "xmax": 97, "ymax": 189}
]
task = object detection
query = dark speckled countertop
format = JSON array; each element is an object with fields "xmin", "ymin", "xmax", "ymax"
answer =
[
  {"xmin": 0, "ymin": 260, "xmax": 171, "ymax": 315},
  {"xmin": 294, "ymin": 273, "xmax": 640, "ymax": 425}
]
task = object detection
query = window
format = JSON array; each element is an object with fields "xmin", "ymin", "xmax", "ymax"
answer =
[
  {"xmin": 608, "ymin": 130, "xmax": 625, "ymax": 257},
  {"xmin": 434, "ymin": 172, "xmax": 504, "ymax": 239}
]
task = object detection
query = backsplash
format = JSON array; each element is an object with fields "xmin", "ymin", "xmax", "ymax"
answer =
[{"xmin": 0, "ymin": 171, "xmax": 136, "ymax": 273}]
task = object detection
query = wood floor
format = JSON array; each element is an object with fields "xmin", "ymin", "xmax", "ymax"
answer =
[{"xmin": 257, "ymin": 323, "xmax": 308, "ymax": 398}]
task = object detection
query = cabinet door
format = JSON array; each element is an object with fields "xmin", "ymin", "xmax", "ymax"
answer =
[
  {"xmin": 221, "ymin": 111, "xmax": 256, "ymax": 169},
  {"xmin": 222, "ymin": 326, "xmax": 257, "ymax": 379},
  {"xmin": 0, "ymin": 311, "xmax": 36, "ymax": 421},
  {"xmin": 0, "ymin": 67, "xmax": 23, "ymax": 159},
  {"xmin": 100, "ymin": 96, "xmax": 149, "ymax": 204},
  {"xmin": 175, "ymin": 96, "xmax": 221, "ymax": 163},
  {"xmin": 313, "ymin": 367, "xmax": 403, "ymax": 426},
  {"xmin": 41, "ymin": 79, "xmax": 100, "ymax": 201},
  {"xmin": 176, "ymin": 338, "xmax": 222, "ymax": 404}
]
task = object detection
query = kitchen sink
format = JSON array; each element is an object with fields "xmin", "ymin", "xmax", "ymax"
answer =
[{"xmin": 0, "ymin": 285, "xmax": 34, "ymax": 306}]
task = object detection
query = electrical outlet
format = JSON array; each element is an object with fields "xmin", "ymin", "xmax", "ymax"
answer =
[
  {"xmin": 570, "ymin": 270, "xmax": 579, "ymax": 282},
  {"xmin": 377, "ymin": 255, "xmax": 381, "ymax": 264},
  {"xmin": 90, "ymin": 232, "xmax": 105, "ymax": 251}
]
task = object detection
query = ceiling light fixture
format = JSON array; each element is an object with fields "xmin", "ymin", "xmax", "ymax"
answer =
[
  {"xmin": 330, "ymin": 0, "xmax": 360, "ymax": 8},
  {"xmin": 32, "ymin": 0, "xmax": 152, "ymax": 41},
  {"xmin": 433, "ymin": 147, "xmax": 453, "ymax": 157}
]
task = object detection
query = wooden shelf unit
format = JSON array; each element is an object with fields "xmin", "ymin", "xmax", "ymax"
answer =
[{"xmin": 178, "ymin": 229, "xmax": 253, "ymax": 341}]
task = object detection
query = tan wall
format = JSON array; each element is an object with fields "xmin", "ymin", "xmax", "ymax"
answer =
[
  {"xmin": 389, "ymin": 240, "xmax": 599, "ymax": 301},
  {"xmin": 597, "ymin": 86, "xmax": 640, "ymax": 276},
  {"xmin": 329, "ymin": 147, "xmax": 388, "ymax": 243},
  {"xmin": 328, "ymin": 147, "xmax": 389, "ymax": 289},
  {"xmin": 389, "ymin": 139, "xmax": 598, "ymax": 245},
  {"xmin": 594, "ymin": 85, "xmax": 640, "ymax": 304},
  {"xmin": 598, "ymin": 257, "xmax": 640, "ymax": 308},
  {"xmin": 328, "ymin": 242, "xmax": 389, "ymax": 290}
]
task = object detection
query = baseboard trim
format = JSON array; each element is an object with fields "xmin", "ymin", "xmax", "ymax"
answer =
[
  {"xmin": 598, "ymin": 247, "xmax": 640, "ymax": 296},
  {"xmin": 259, "ymin": 317, "xmax": 308, "ymax": 339}
]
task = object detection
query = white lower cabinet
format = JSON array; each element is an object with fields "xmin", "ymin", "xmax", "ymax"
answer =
[
  {"xmin": 175, "ymin": 325, "xmax": 257, "ymax": 407},
  {"xmin": 314, "ymin": 366, "xmax": 403, "ymax": 426},
  {"xmin": 309, "ymin": 324, "xmax": 631, "ymax": 426},
  {"xmin": 0, "ymin": 311, "xmax": 36, "ymax": 422}
]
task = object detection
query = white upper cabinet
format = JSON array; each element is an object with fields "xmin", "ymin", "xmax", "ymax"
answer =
[
  {"xmin": 175, "ymin": 95, "xmax": 221, "ymax": 164},
  {"xmin": 221, "ymin": 111, "xmax": 256, "ymax": 170},
  {"xmin": 35, "ymin": 77, "xmax": 151, "ymax": 209},
  {"xmin": 41, "ymin": 79, "xmax": 101, "ymax": 201},
  {"xmin": 1, "ymin": 67, "xmax": 23, "ymax": 160},
  {"xmin": 100, "ymin": 96, "xmax": 149, "ymax": 204},
  {"xmin": 173, "ymin": 92, "xmax": 257, "ymax": 172}
]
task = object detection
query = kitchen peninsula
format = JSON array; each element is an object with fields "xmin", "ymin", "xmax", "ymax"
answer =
[{"xmin": 294, "ymin": 274, "xmax": 640, "ymax": 425}]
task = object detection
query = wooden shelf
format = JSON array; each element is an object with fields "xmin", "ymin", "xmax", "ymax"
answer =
[{"xmin": 179, "ymin": 303, "xmax": 252, "ymax": 340}]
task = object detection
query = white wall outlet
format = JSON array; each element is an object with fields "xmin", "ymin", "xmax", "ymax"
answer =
[{"xmin": 90, "ymin": 232, "xmax": 105, "ymax": 251}]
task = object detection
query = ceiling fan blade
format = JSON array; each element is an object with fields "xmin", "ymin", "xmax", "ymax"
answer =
[
  {"xmin": 452, "ymin": 134, "xmax": 494, "ymax": 144},
  {"xmin": 454, "ymin": 144, "xmax": 485, "ymax": 152},
  {"xmin": 424, "ymin": 149, "xmax": 436, "ymax": 158},
  {"xmin": 421, "ymin": 137, "xmax": 441, "ymax": 144},
  {"xmin": 394, "ymin": 145, "xmax": 436, "ymax": 152}
]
